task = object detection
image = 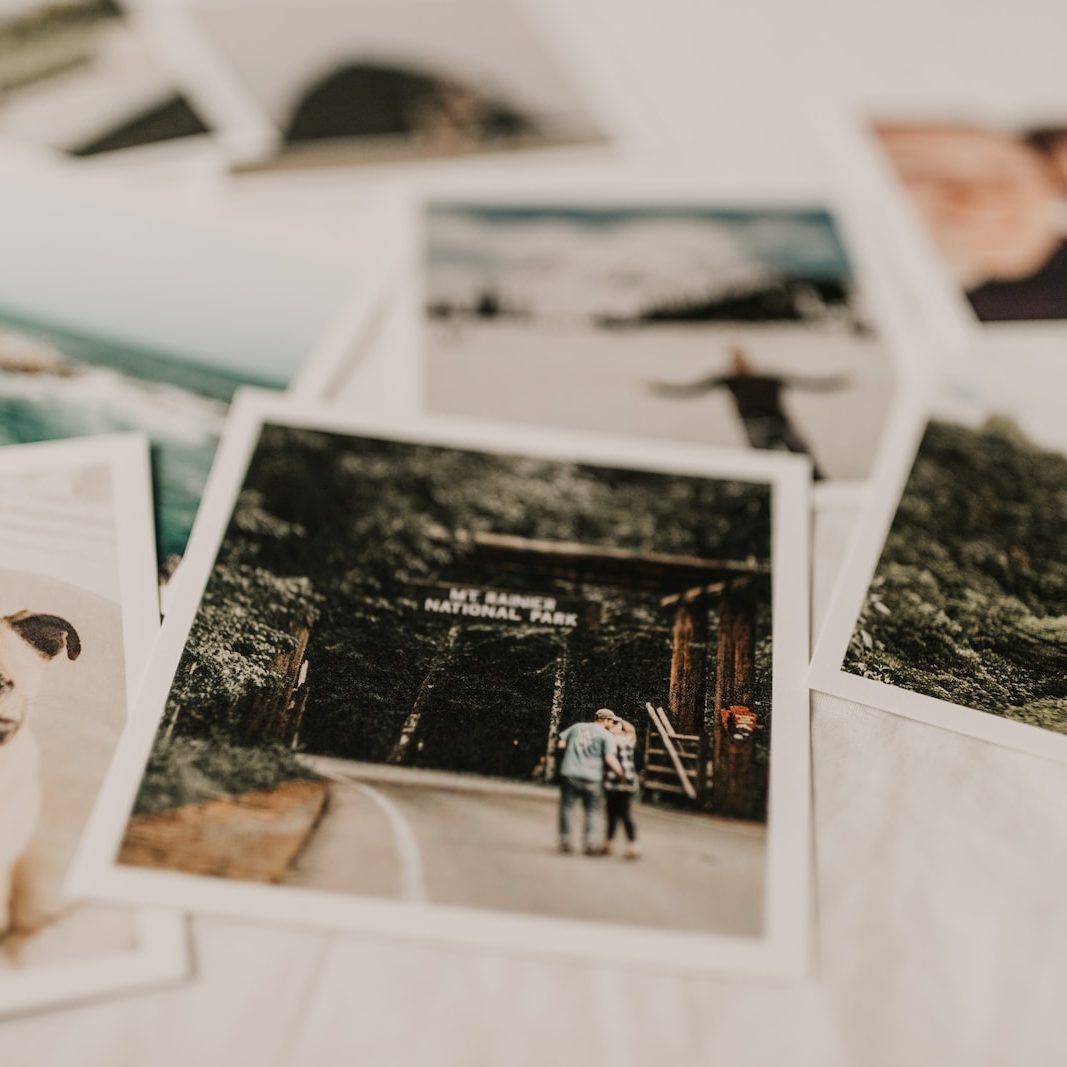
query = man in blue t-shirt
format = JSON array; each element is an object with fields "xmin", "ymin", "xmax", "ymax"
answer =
[{"xmin": 556, "ymin": 709, "xmax": 624, "ymax": 855}]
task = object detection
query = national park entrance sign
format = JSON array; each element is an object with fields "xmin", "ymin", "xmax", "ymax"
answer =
[
  {"xmin": 392, "ymin": 530, "xmax": 770, "ymax": 819},
  {"xmin": 410, "ymin": 581, "xmax": 600, "ymax": 630}
]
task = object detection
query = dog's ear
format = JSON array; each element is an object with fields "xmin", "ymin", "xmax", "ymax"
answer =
[{"xmin": 4, "ymin": 612, "xmax": 82, "ymax": 661}]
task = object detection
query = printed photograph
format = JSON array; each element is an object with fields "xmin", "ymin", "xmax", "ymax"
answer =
[
  {"xmin": 872, "ymin": 119, "xmax": 1067, "ymax": 322},
  {"xmin": 182, "ymin": 0, "xmax": 605, "ymax": 171},
  {"xmin": 844, "ymin": 405, "xmax": 1067, "ymax": 733},
  {"xmin": 0, "ymin": 306, "xmax": 280, "ymax": 574},
  {"xmin": 0, "ymin": 0, "xmax": 211, "ymax": 158},
  {"xmin": 0, "ymin": 172, "xmax": 366, "ymax": 576},
  {"xmin": 423, "ymin": 201, "xmax": 896, "ymax": 483},
  {"xmin": 110, "ymin": 420, "xmax": 789, "ymax": 947},
  {"xmin": 0, "ymin": 439, "xmax": 179, "ymax": 1014}
]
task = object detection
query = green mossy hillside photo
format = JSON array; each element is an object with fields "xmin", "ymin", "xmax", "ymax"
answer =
[{"xmin": 846, "ymin": 417, "xmax": 1067, "ymax": 729}]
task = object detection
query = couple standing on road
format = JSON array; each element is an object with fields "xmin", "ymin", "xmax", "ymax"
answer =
[{"xmin": 556, "ymin": 708, "xmax": 641, "ymax": 859}]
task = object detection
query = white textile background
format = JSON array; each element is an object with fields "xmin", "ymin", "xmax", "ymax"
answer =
[{"xmin": 2, "ymin": 0, "xmax": 1067, "ymax": 1063}]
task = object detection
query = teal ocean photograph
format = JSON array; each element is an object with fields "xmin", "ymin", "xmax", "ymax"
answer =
[{"xmin": 0, "ymin": 307, "xmax": 283, "ymax": 570}]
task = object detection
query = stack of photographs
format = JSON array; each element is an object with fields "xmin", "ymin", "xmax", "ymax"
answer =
[{"xmin": 2, "ymin": 0, "xmax": 1065, "ymax": 1030}]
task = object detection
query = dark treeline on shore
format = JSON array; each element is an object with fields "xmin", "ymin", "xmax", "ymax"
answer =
[{"xmin": 428, "ymin": 276, "xmax": 862, "ymax": 330}]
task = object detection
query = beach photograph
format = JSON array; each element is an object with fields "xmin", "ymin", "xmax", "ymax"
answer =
[
  {"xmin": 0, "ymin": 307, "xmax": 275, "ymax": 570},
  {"xmin": 0, "ymin": 170, "xmax": 369, "ymax": 572},
  {"xmin": 423, "ymin": 201, "xmax": 897, "ymax": 483}
]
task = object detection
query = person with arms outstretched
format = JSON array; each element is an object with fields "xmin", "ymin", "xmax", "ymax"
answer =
[{"xmin": 647, "ymin": 346, "xmax": 847, "ymax": 479}]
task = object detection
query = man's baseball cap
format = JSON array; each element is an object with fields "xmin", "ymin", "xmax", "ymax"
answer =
[{"xmin": 595, "ymin": 708, "xmax": 619, "ymax": 722}]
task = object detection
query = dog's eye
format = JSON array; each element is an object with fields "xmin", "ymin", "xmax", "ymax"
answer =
[{"xmin": 0, "ymin": 677, "xmax": 12, "ymax": 695}]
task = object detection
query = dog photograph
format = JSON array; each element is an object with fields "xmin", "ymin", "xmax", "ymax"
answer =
[
  {"xmin": 0, "ymin": 609, "xmax": 83, "ymax": 936},
  {"xmin": 420, "ymin": 198, "xmax": 899, "ymax": 485},
  {"xmin": 72, "ymin": 399, "xmax": 810, "ymax": 974},
  {"xmin": 0, "ymin": 436, "xmax": 182, "ymax": 1015},
  {"xmin": 171, "ymin": 0, "xmax": 606, "ymax": 171}
]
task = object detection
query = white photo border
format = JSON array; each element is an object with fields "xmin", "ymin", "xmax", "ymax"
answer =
[
  {"xmin": 0, "ymin": 434, "xmax": 187, "ymax": 1018},
  {"xmin": 70, "ymin": 389, "xmax": 813, "ymax": 979},
  {"xmin": 289, "ymin": 268, "xmax": 398, "ymax": 402}
]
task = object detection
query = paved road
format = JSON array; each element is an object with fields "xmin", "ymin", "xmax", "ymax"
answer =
[{"xmin": 287, "ymin": 757, "xmax": 767, "ymax": 938}]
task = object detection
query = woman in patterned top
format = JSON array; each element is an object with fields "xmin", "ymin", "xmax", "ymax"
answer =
[{"xmin": 603, "ymin": 718, "xmax": 641, "ymax": 859}]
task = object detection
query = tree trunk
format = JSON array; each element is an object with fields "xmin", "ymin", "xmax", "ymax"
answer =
[
  {"xmin": 668, "ymin": 596, "xmax": 708, "ymax": 735},
  {"xmin": 239, "ymin": 613, "xmax": 312, "ymax": 744},
  {"xmin": 268, "ymin": 618, "xmax": 313, "ymax": 743},
  {"xmin": 388, "ymin": 624, "xmax": 461, "ymax": 765},
  {"xmin": 711, "ymin": 582, "xmax": 759, "ymax": 818},
  {"xmin": 288, "ymin": 670, "xmax": 311, "ymax": 751},
  {"xmin": 542, "ymin": 636, "xmax": 570, "ymax": 781},
  {"xmin": 714, "ymin": 588, "xmax": 754, "ymax": 712}
]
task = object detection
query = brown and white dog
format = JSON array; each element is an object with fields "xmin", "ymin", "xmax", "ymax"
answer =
[{"xmin": 0, "ymin": 611, "xmax": 81, "ymax": 936}]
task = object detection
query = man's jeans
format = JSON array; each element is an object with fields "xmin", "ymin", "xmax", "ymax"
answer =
[{"xmin": 559, "ymin": 776, "xmax": 604, "ymax": 848}]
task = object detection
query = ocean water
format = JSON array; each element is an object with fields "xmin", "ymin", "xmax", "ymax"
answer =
[{"xmin": 0, "ymin": 307, "xmax": 284, "ymax": 563}]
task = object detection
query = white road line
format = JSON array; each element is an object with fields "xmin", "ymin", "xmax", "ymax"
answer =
[{"xmin": 351, "ymin": 781, "xmax": 429, "ymax": 904}]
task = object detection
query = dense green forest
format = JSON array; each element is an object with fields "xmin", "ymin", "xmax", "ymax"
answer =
[
  {"xmin": 134, "ymin": 425, "xmax": 773, "ymax": 814},
  {"xmin": 845, "ymin": 417, "xmax": 1067, "ymax": 729}
]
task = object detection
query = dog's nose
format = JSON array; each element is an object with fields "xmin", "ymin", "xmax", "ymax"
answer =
[{"xmin": 0, "ymin": 717, "xmax": 18, "ymax": 744}]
